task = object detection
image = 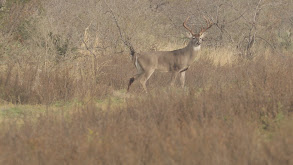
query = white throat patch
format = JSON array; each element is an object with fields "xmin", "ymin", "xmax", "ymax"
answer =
[{"xmin": 193, "ymin": 45, "xmax": 201, "ymax": 51}]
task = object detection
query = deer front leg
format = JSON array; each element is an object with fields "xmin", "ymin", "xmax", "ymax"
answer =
[
  {"xmin": 170, "ymin": 72, "xmax": 179, "ymax": 86},
  {"xmin": 180, "ymin": 71, "xmax": 186, "ymax": 88}
]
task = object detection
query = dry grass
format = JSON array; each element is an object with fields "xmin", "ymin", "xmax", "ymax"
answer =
[
  {"xmin": 1, "ymin": 0, "xmax": 293, "ymax": 164},
  {"xmin": 0, "ymin": 49, "xmax": 292, "ymax": 165}
]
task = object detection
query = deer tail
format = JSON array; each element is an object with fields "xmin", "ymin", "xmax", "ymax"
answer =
[
  {"xmin": 125, "ymin": 42, "xmax": 136, "ymax": 63},
  {"xmin": 129, "ymin": 45, "xmax": 135, "ymax": 57}
]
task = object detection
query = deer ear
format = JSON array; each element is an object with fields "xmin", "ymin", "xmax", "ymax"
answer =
[
  {"xmin": 200, "ymin": 32, "xmax": 207, "ymax": 38},
  {"xmin": 186, "ymin": 32, "xmax": 193, "ymax": 38}
]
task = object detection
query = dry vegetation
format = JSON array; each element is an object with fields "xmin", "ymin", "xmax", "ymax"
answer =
[{"xmin": 0, "ymin": 0, "xmax": 293, "ymax": 164}]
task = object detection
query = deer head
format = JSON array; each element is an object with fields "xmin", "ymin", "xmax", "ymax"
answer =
[{"xmin": 183, "ymin": 16, "xmax": 214, "ymax": 47}]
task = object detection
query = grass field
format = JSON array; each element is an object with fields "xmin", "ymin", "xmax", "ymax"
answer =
[
  {"xmin": 0, "ymin": 1, "xmax": 293, "ymax": 163},
  {"xmin": 0, "ymin": 49, "xmax": 292, "ymax": 165}
]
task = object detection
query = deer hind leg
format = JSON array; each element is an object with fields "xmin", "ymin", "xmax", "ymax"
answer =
[
  {"xmin": 139, "ymin": 69, "xmax": 155, "ymax": 93},
  {"xmin": 127, "ymin": 59, "xmax": 145, "ymax": 92},
  {"xmin": 127, "ymin": 72, "xmax": 144, "ymax": 92}
]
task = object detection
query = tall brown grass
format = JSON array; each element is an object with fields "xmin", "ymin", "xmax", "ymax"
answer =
[
  {"xmin": 1, "ymin": 0, "xmax": 293, "ymax": 164},
  {"xmin": 0, "ymin": 50, "xmax": 292, "ymax": 165}
]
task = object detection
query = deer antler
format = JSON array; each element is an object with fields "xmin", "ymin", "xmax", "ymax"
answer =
[
  {"xmin": 199, "ymin": 16, "xmax": 214, "ymax": 35},
  {"xmin": 183, "ymin": 16, "xmax": 196, "ymax": 36},
  {"xmin": 183, "ymin": 16, "xmax": 214, "ymax": 37}
]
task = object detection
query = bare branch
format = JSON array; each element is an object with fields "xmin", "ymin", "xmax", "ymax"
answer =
[
  {"xmin": 255, "ymin": 36, "xmax": 276, "ymax": 49},
  {"xmin": 82, "ymin": 39, "xmax": 97, "ymax": 60},
  {"xmin": 104, "ymin": 1, "xmax": 135, "ymax": 56}
]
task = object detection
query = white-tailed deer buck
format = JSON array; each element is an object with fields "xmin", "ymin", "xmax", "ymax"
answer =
[{"xmin": 127, "ymin": 16, "xmax": 214, "ymax": 93}]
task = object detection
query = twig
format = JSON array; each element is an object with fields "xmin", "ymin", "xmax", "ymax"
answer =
[
  {"xmin": 104, "ymin": 1, "xmax": 135, "ymax": 55},
  {"xmin": 255, "ymin": 36, "xmax": 276, "ymax": 49},
  {"xmin": 82, "ymin": 39, "xmax": 97, "ymax": 60}
]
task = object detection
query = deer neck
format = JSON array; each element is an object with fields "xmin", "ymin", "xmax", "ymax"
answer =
[
  {"xmin": 186, "ymin": 40, "xmax": 201, "ymax": 51},
  {"xmin": 183, "ymin": 43, "xmax": 201, "ymax": 65}
]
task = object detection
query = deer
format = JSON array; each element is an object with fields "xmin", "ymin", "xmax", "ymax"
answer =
[{"xmin": 127, "ymin": 16, "xmax": 214, "ymax": 93}]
